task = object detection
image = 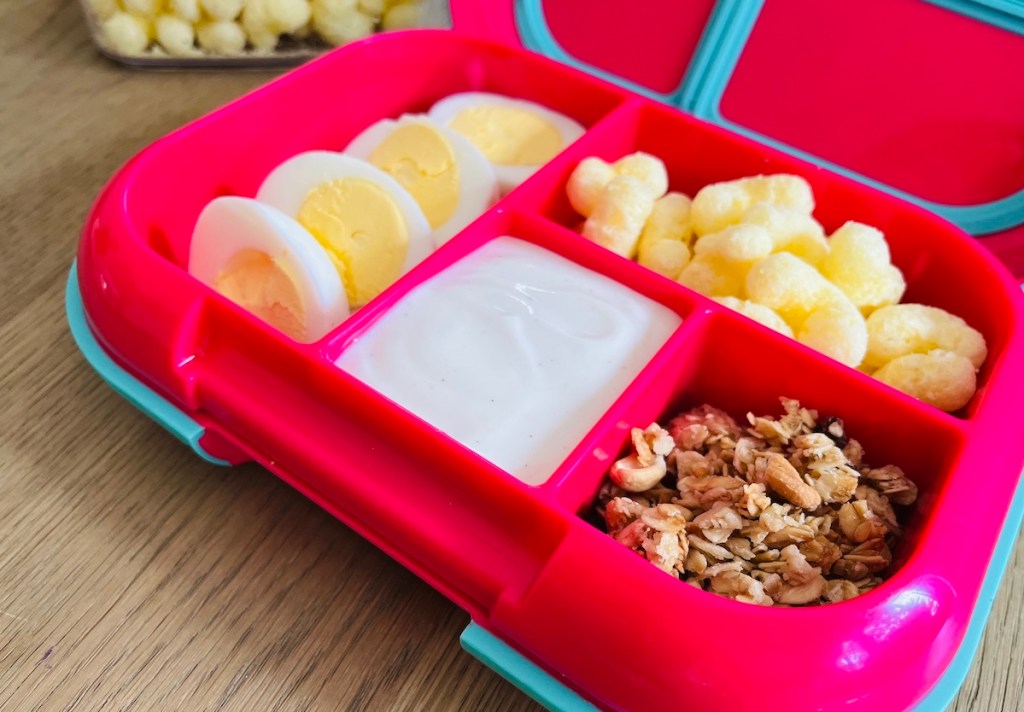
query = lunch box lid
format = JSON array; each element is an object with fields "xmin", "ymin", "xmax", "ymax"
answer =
[{"xmin": 450, "ymin": 0, "xmax": 1024, "ymax": 277}]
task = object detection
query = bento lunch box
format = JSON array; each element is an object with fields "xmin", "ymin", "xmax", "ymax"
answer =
[{"xmin": 68, "ymin": 3, "xmax": 1024, "ymax": 711}]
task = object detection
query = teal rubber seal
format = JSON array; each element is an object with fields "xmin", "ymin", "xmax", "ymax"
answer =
[
  {"xmin": 685, "ymin": 0, "xmax": 1024, "ymax": 236},
  {"xmin": 65, "ymin": 262, "xmax": 229, "ymax": 466},
  {"xmin": 927, "ymin": 0, "xmax": 1024, "ymax": 24},
  {"xmin": 673, "ymin": 0, "xmax": 763, "ymax": 113},
  {"xmin": 462, "ymin": 462, "xmax": 1024, "ymax": 711}
]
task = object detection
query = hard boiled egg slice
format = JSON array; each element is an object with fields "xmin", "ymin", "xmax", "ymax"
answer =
[
  {"xmin": 256, "ymin": 151, "xmax": 432, "ymax": 308},
  {"xmin": 188, "ymin": 196, "xmax": 349, "ymax": 343},
  {"xmin": 344, "ymin": 115, "xmax": 498, "ymax": 245},
  {"xmin": 428, "ymin": 92, "xmax": 586, "ymax": 194}
]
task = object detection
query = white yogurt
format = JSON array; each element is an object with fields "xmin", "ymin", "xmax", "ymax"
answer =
[{"xmin": 335, "ymin": 236, "xmax": 682, "ymax": 484}]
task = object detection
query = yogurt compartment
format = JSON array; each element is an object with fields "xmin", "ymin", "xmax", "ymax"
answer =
[{"xmin": 335, "ymin": 236, "xmax": 682, "ymax": 484}]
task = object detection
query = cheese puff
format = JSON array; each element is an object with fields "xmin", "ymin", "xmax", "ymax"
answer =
[
  {"xmin": 567, "ymin": 157, "xmax": 617, "ymax": 217},
  {"xmin": 241, "ymin": 0, "xmax": 280, "ymax": 49},
  {"xmin": 313, "ymin": 0, "xmax": 359, "ymax": 21},
  {"xmin": 122, "ymin": 0, "xmax": 166, "ymax": 17},
  {"xmin": 170, "ymin": 0, "xmax": 201, "ymax": 21},
  {"xmin": 155, "ymin": 14, "xmax": 198, "ymax": 55},
  {"xmin": 751, "ymin": 174, "xmax": 815, "ymax": 213},
  {"xmin": 196, "ymin": 20, "xmax": 246, "ymax": 52},
  {"xmin": 583, "ymin": 175, "xmax": 656, "ymax": 258},
  {"xmin": 567, "ymin": 152, "xmax": 668, "ymax": 218},
  {"xmin": 746, "ymin": 252, "xmax": 849, "ymax": 329},
  {"xmin": 102, "ymin": 12, "xmax": 152, "ymax": 54},
  {"xmin": 382, "ymin": 1, "xmax": 421, "ymax": 30},
  {"xmin": 637, "ymin": 193, "xmax": 693, "ymax": 279},
  {"xmin": 714, "ymin": 297, "xmax": 793, "ymax": 337},
  {"xmin": 677, "ymin": 253, "xmax": 746, "ymax": 298},
  {"xmin": 86, "ymin": 0, "xmax": 119, "ymax": 20},
  {"xmin": 683, "ymin": 224, "xmax": 773, "ymax": 297},
  {"xmin": 694, "ymin": 224, "xmax": 773, "ymax": 263},
  {"xmin": 642, "ymin": 192, "xmax": 693, "ymax": 247},
  {"xmin": 797, "ymin": 302, "xmax": 868, "ymax": 367},
  {"xmin": 358, "ymin": 0, "xmax": 387, "ymax": 15},
  {"xmin": 864, "ymin": 303, "xmax": 987, "ymax": 370},
  {"xmin": 201, "ymin": 0, "xmax": 244, "ymax": 20},
  {"xmin": 692, "ymin": 174, "xmax": 815, "ymax": 236},
  {"xmin": 313, "ymin": 1, "xmax": 375, "ymax": 44},
  {"xmin": 690, "ymin": 181, "xmax": 747, "ymax": 237},
  {"xmin": 743, "ymin": 201, "xmax": 829, "ymax": 266},
  {"xmin": 247, "ymin": 28, "xmax": 280, "ymax": 51},
  {"xmin": 873, "ymin": 349, "xmax": 977, "ymax": 411},
  {"xmin": 243, "ymin": 0, "xmax": 311, "ymax": 48},
  {"xmin": 836, "ymin": 266, "xmax": 905, "ymax": 316},
  {"xmin": 612, "ymin": 152, "xmax": 669, "ymax": 200},
  {"xmin": 638, "ymin": 240, "xmax": 690, "ymax": 280},
  {"xmin": 822, "ymin": 221, "xmax": 906, "ymax": 314},
  {"xmin": 265, "ymin": 0, "xmax": 313, "ymax": 33}
]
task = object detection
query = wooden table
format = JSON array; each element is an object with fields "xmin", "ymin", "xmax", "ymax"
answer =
[{"xmin": 1, "ymin": 1, "xmax": 1021, "ymax": 709}]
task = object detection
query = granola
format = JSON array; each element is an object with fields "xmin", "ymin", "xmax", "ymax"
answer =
[{"xmin": 597, "ymin": 398, "xmax": 918, "ymax": 606}]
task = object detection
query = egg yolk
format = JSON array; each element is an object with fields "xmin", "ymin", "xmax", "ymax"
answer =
[
  {"xmin": 448, "ymin": 105, "xmax": 563, "ymax": 166},
  {"xmin": 368, "ymin": 123, "xmax": 459, "ymax": 230},
  {"xmin": 297, "ymin": 178, "xmax": 408, "ymax": 307},
  {"xmin": 215, "ymin": 249, "xmax": 307, "ymax": 341}
]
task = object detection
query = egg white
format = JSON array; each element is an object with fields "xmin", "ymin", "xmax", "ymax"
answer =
[
  {"xmin": 344, "ymin": 114, "xmax": 498, "ymax": 246},
  {"xmin": 188, "ymin": 196, "xmax": 349, "ymax": 342},
  {"xmin": 255, "ymin": 151, "xmax": 433, "ymax": 274},
  {"xmin": 427, "ymin": 92, "xmax": 586, "ymax": 194}
]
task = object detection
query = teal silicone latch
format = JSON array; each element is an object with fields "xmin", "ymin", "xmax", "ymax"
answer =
[
  {"xmin": 462, "ymin": 466, "xmax": 1024, "ymax": 711},
  {"xmin": 460, "ymin": 623, "xmax": 597, "ymax": 711},
  {"xmin": 65, "ymin": 262, "xmax": 229, "ymax": 466}
]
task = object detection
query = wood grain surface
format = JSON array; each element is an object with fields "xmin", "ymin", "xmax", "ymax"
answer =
[{"xmin": 1, "ymin": 2, "xmax": 1021, "ymax": 710}]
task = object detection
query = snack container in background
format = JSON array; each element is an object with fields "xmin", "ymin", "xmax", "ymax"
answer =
[
  {"xmin": 78, "ymin": 0, "xmax": 450, "ymax": 67},
  {"xmin": 69, "ymin": 1, "xmax": 1024, "ymax": 710}
]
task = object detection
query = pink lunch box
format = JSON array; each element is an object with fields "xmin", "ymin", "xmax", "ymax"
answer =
[{"xmin": 70, "ymin": 2, "xmax": 1024, "ymax": 710}]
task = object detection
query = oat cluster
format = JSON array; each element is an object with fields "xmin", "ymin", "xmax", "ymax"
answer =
[{"xmin": 598, "ymin": 398, "xmax": 919, "ymax": 606}]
